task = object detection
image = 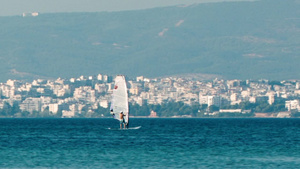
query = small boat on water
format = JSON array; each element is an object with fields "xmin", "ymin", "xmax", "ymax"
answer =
[{"xmin": 110, "ymin": 75, "xmax": 129, "ymax": 129}]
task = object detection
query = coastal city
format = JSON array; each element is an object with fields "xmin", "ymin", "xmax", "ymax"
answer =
[{"xmin": 0, "ymin": 74, "xmax": 300, "ymax": 118}]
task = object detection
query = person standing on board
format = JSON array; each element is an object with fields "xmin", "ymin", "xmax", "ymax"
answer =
[{"xmin": 119, "ymin": 112, "xmax": 126, "ymax": 129}]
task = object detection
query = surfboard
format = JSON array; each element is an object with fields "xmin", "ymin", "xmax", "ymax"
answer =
[{"xmin": 107, "ymin": 126, "xmax": 142, "ymax": 130}]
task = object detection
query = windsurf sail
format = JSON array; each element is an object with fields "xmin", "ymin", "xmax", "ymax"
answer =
[{"xmin": 110, "ymin": 75, "xmax": 129, "ymax": 126}]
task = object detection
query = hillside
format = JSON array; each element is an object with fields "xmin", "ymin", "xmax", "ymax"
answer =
[{"xmin": 0, "ymin": 0, "xmax": 299, "ymax": 82}]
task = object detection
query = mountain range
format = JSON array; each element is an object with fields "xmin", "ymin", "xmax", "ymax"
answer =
[{"xmin": 0, "ymin": 0, "xmax": 299, "ymax": 82}]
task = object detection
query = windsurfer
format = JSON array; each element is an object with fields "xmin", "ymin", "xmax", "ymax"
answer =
[{"xmin": 119, "ymin": 112, "xmax": 126, "ymax": 129}]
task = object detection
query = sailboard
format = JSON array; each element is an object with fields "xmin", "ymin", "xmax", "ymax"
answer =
[
  {"xmin": 110, "ymin": 75, "xmax": 129, "ymax": 128},
  {"xmin": 107, "ymin": 126, "xmax": 142, "ymax": 130}
]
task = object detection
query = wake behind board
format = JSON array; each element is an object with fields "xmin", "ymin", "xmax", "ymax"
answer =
[
  {"xmin": 107, "ymin": 126, "xmax": 141, "ymax": 130},
  {"xmin": 129, "ymin": 126, "xmax": 141, "ymax": 129}
]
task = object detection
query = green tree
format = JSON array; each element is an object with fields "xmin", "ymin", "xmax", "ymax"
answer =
[
  {"xmin": 2, "ymin": 102, "xmax": 12, "ymax": 117},
  {"xmin": 41, "ymin": 106, "xmax": 53, "ymax": 117},
  {"xmin": 209, "ymin": 105, "xmax": 219, "ymax": 113}
]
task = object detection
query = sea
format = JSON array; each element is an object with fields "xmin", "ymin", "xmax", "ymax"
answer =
[{"xmin": 0, "ymin": 118, "xmax": 299, "ymax": 168}]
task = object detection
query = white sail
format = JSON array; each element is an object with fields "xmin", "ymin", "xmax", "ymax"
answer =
[{"xmin": 110, "ymin": 75, "xmax": 129, "ymax": 124}]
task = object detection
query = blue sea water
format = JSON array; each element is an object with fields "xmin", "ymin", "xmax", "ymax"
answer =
[{"xmin": 0, "ymin": 118, "xmax": 299, "ymax": 168}]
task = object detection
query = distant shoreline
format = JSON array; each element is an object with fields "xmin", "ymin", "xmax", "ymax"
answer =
[{"xmin": 1, "ymin": 117, "xmax": 299, "ymax": 119}]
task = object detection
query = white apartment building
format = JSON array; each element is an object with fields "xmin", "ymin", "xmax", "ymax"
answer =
[
  {"xmin": 51, "ymin": 84, "xmax": 70, "ymax": 97},
  {"xmin": 73, "ymin": 86, "xmax": 96, "ymax": 103},
  {"xmin": 285, "ymin": 100, "xmax": 300, "ymax": 111},
  {"xmin": 103, "ymin": 75, "xmax": 108, "ymax": 82},
  {"xmin": 95, "ymin": 84, "xmax": 107, "ymax": 93},
  {"xmin": 48, "ymin": 104, "xmax": 59, "ymax": 114},
  {"xmin": 136, "ymin": 76, "xmax": 144, "ymax": 82},
  {"xmin": 62, "ymin": 110, "xmax": 75, "ymax": 118},
  {"xmin": 18, "ymin": 83, "xmax": 32, "ymax": 92},
  {"xmin": 6, "ymin": 79, "xmax": 15, "ymax": 87},
  {"xmin": 99, "ymin": 100, "xmax": 109, "ymax": 108},
  {"xmin": 199, "ymin": 95, "xmax": 221, "ymax": 107},
  {"xmin": 268, "ymin": 94, "xmax": 275, "ymax": 105},
  {"xmin": 97, "ymin": 74, "xmax": 103, "ymax": 81},
  {"xmin": 20, "ymin": 98, "xmax": 41, "ymax": 113},
  {"xmin": 0, "ymin": 85, "xmax": 15, "ymax": 98}
]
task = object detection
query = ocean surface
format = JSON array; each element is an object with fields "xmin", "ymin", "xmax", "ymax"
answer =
[{"xmin": 0, "ymin": 118, "xmax": 299, "ymax": 168}]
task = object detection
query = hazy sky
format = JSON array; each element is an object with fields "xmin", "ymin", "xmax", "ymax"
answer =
[{"xmin": 0, "ymin": 0, "xmax": 255, "ymax": 16}]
